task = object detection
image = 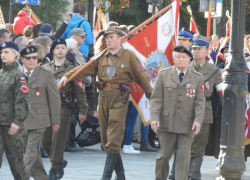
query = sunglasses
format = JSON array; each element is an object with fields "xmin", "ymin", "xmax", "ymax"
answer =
[
  {"xmin": 23, "ymin": 56, "xmax": 38, "ymax": 60},
  {"xmin": 79, "ymin": 36, "xmax": 85, "ymax": 39}
]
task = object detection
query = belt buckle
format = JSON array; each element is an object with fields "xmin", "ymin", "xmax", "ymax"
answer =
[{"xmin": 106, "ymin": 83, "xmax": 111, "ymax": 88}]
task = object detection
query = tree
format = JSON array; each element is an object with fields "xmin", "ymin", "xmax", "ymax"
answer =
[{"xmin": 0, "ymin": 0, "xmax": 69, "ymax": 26}]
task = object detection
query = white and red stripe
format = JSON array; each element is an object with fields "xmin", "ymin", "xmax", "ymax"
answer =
[
  {"xmin": 216, "ymin": 83, "xmax": 223, "ymax": 97},
  {"xmin": 200, "ymin": 83, "xmax": 204, "ymax": 94}
]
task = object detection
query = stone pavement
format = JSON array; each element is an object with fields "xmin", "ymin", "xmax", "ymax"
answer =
[{"xmin": 1, "ymin": 143, "xmax": 250, "ymax": 180}]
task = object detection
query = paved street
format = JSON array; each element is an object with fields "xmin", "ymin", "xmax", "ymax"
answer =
[{"xmin": 1, "ymin": 143, "xmax": 250, "ymax": 180}]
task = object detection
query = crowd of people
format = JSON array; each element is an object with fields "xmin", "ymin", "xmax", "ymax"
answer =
[{"xmin": 0, "ymin": 1, "xmax": 250, "ymax": 180}]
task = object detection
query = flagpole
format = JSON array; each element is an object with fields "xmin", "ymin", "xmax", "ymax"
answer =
[{"xmin": 59, "ymin": 3, "xmax": 173, "ymax": 89}]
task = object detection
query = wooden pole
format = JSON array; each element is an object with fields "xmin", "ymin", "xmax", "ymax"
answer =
[{"xmin": 59, "ymin": 3, "xmax": 173, "ymax": 89}]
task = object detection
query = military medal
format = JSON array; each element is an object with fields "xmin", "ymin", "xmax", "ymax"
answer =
[
  {"xmin": 107, "ymin": 55, "xmax": 119, "ymax": 78},
  {"xmin": 205, "ymin": 82, "xmax": 210, "ymax": 90},
  {"xmin": 189, "ymin": 89, "xmax": 193, "ymax": 98},
  {"xmin": 36, "ymin": 88, "xmax": 40, "ymax": 96},
  {"xmin": 192, "ymin": 89, "xmax": 196, "ymax": 98},
  {"xmin": 186, "ymin": 84, "xmax": 191, "ymax": 97}
]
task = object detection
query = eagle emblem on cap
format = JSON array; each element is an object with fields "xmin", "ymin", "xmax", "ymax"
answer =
[
  {"xmin": 31, "ymin": 48, "xmax": 34, "ymax": 51},
  {"xmin": 26, "ymin": 48, "xmax": 30, "ymax": 53},
  {"xmin": 180, "ymin": 48, "xmax": 184, "ymax": 52},
  {"xmin": 57, "ymin": 39, "xmax": 60, "ymax": 42},
  {"xmin": 2, "ymin": 42, "xmax": 6, "ymax": 47}
]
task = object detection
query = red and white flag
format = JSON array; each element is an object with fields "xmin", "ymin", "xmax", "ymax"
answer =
[
  {"xmin": 189, "ymin": 16, "xmax": 200, "ymax": 35},
  {"xmin": 123, "ymin": 1, "xmax": 180, "ymax": 125},
  {"xmin": 245, "ymin": 93, "xmax": 250, "ymax": 144}
]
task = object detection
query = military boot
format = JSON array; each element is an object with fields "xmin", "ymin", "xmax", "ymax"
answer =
[
  {"xmin": 114, "ymin": 153, "xmax": 125, "ymax": 180},
  {"xmin": 101, "ymin": 153, "xmax": 118, "ymax": 180},
  {"xmin": 188, "ymin": 157, "xmax": 203, "ymax": 180},
  {"xmin": 168, "ymin": 152, "xmax": 176, "ymax": 179},
  {"xmin": 48, "ymin": 167, "xmax": 57, "ymax": 180},
  {"xmin": 57, "ymin": 159, "xmax": 67, "ymax": 179}
]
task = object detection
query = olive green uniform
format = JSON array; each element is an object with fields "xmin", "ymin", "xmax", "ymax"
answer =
[
  {"xmin": 43, "ymin": 59, "xmax": 87, "ymax": 169},
  {"xmin": 189, "ymin": 61, "xmax": 222, "ymax": 158},
  {"xmin": 64, "ymin": 46, "xmax": 152, "ymax": 154},
  {"xmin": 0, "ymin": 61, "xmax": 29, "ymax": 180}
]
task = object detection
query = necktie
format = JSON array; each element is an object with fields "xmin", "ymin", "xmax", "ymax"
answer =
[
  {"xmin": 196, "ymin": 64, "xmax": 201, "ymax": 72},
  {"xmin": 26, "ymin": 71, "xmax": 30, "ymax": 80},
  {"xmin": 179, "ymin": 72, "xmax": 184, "ymax": 83}
]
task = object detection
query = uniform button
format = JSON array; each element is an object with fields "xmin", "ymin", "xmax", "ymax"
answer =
[
  {"xmin": 178, "ymin": 101, "xmax": 181, "ymax": 103},
  {"xmin": 177, "ymin": 107, "xmax": 180, "ymax": 109},
  {"xmin": 179, "ymin": 94, "xmax": 181, "ymax": 96}
]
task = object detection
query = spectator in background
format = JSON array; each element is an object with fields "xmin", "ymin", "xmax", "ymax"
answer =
[
  {"xmin": 23, "ymin": 25, "xmax": 33, "ymax": 43},
  {"xmin": 61, "ymin": 2, "xmax": 94, "ymax": 62},
  {"xmin": 94, "ymin": 33, "xmax": 106, "ymax": 55},
  {"xmin": 34, "ymin": 43, "xmax": 47, "ymax": 66},
  {"xmin": 0, "ymin": 29, "xmax": 11, "ymax": 44},
  {"xmin": 12, "ymin": 34, "xmax": 23, "ymax": 42},
  {"xmin": 119, "ymin": 25, "xmax": 129, "ymax": 34},
  {"xmin": 14, "ymin": 36, "xmax": 28, "ymax": 52},
  {"xmin": 39, "ymin": 23, "xmax": 56, "ymax": 41},
  {"xmin": 211, "ymin": 35, "xmax": 220, "ymax": 53},
  {"xmin": 220, "ymin": 37, "xmax": 225, "ymax": 46},
  {"xmin": 94, "ymin": 30, "xmax": 105, "ymax": 44},
  {"xmin": 33, "ymin": 36, "xmax": 52, "ymax": 64},
  {"xmin": 13, "ymin": 10, "xmax": 34, "ymax": 34},
  {"xmin": 33, "ymin": 24, "xmax": 43, "ymax": 38},
  {"xmin": 65, "ymin": 38, "xmax": 78, "ymax": 64}
]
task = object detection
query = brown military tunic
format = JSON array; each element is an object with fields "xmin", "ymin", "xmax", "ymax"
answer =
[
  {"xmin": 189, "ymin": 61, "xmax": 222, "ymax": 158},
  {"xmin": 150, "ymin": 66, "xmax": 205, "ymax": 180},
  {"xmin": 43, "ymin": 59, "xmax": 87, "ymax": 169},
  {"xmin": 64, "ymin": 46, "xmax": 152, "ymax": 154}
]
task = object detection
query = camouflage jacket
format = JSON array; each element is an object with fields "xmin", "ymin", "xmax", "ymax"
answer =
[{"xmin": 0, "ymin": 61, "xmax": 29, "ymax": 126}]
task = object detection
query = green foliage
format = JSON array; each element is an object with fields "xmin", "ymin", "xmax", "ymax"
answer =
[{"xmin": 0, "ymin": 0, "xmax": 69, "ymax": 25}]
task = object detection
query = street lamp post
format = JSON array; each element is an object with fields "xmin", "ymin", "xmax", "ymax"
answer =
[{"xmin": 216, "ymin": 0, "xmax": 247, "ymax": 179}]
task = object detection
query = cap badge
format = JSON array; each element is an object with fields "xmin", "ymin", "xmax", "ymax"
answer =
[
  {"xmin": 26, "ymin": 48, "xmax": 30, "ymax": 53},
  {"xmin": 2, "ymin": 42, "xmax": 6, "ymax": 47},
  {"xmin": 31, "ymin": 48, "xmax": 34, "ymax": 51},
  {"xmin": 180, "ymin": 48, "xmax": 184, "ymax": 52},
  {"xmin": 57, "ymin": 39, "xmax": 60, "ymax": 43}
]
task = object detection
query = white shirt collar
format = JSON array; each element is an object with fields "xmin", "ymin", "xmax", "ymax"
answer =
[
  {"xmin": 23, "ymin": 66, "xmax": 35, "ymax": 78},
  {"xmin": 110, "ymin": 46, "xmax": 121, "ymax": 55},
  {"xmin": 175, "ymin": 66, "xmax": 188, "ymax": 76}
]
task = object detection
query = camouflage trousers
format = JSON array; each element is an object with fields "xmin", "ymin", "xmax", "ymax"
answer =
[{"xmin": 0, "ymin": 125, "xmax": 27, "ymax": 180}]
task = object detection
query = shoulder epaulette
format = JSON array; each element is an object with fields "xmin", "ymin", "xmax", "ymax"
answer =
[
  {"xmin": 160, "ymin": 67, "xmax": 172, "ymax": 72},
  {"xmin": 191, "ymin": 69, "xmax": 202, "ymax": 76},
  {"xmin": 40, "ymin": 66, "xmax": 53, "ymax": 73}
]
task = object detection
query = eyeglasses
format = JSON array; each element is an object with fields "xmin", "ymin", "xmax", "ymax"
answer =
[
  {"xmin": 23, "ymin": 56, "xmax": 38, "ymax": 60},
  {"xmin": 79, "ymin": 36, "xmax": 85, "ymax": 39}
]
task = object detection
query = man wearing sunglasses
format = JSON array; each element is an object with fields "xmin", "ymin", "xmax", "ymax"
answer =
[{"xmin": 20, "ymin": 45, "xmax": 61, "ymax": 180}]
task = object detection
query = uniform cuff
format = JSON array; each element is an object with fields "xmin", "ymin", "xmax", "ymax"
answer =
[{"xmin": 13, "ymin": 119, "xmax": 23, "ymax": 127}]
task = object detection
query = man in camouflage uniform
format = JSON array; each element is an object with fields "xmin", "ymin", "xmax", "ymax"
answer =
[{"xmin": 0, "ymin": 41, "xmax": 29, "ymax": 179}]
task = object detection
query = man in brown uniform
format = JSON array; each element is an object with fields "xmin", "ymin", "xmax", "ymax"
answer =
[
  {"xmin": 188, "ymin": 35, "xmax": 222, "ymax": 180},
  {"xmin": 43, "ymin": 38, "xmax": 87, "ymax": 180},
  {"xmin": 20, "ymin": 45, "xmax": 61, "ymax": 180},
  {"xmin": 150, "ymin": 46, "xmax": 205, "ymax": 180},
  {"xmin": 58, "ymin": 27, "xmax": 152, "ymax": 180}
]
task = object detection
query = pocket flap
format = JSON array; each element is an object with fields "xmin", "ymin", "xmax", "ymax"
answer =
[
  {"xmin": 32, "ymin": 83, "xmax": 43, "ymax": 88},
  {"xmin": 161, "ymin": 109, "xmax": 170, "ymax": 116},
  {"xmin": 100, "ymin": 59, "xmax": 109, "ymax": 67},
  {"xmin": 37, "ymin": 108, "xmax": 49, "ymax": 114},
  {"xmin": 165, "ymin": 83, "xmax": 177, "ymax": 88}
]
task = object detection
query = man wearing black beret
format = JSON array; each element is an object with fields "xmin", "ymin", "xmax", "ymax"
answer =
[
  {"xmin": 150, "ymin": 46, "xmax": 205, "ymax": 180},
  {"xmin": 43, "ymin": 38, "xmax": 87, "ymax": 180},
  {"xmin": 20, "ymin": 45, "xmax": 61, "ymax": 180}
]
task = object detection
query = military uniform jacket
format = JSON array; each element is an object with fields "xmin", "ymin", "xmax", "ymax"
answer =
[
  {"xmin": 189, "ymin": 61, "xmax": 222, "ymax": 124},
  {"xmin": 0, "ymin": 61, "xmax": 29, "ymax": 126},
  {"xmin": 44, "ymin": 59, "xmax": 87, "ymax": 115},
  {"xmin": 23, "ymin": 65, "xmax": 61, "ymax": 130},
  {"xmin": 64, "ymin": 46, "xmax": 152, "ymax": 98},
  {"xmin": 150, "ymin": 67, "xmax": 205, "ymax": 133}
]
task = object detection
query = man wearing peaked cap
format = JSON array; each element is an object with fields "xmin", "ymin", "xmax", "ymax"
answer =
[
  {"xmin": 186, "ymin": 34, "xmax": 223, "ymax": 180},
  {"xmin": 20, "ymin": 45, "xmax": 61, "ymax": 180},
  {"xmin": 150, "ymin": 46, "xmax": 205, "ymax": 180}
]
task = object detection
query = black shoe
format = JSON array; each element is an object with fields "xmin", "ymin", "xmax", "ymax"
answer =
[
  {"xmin": 65, "ymin": 147, "xmax": 76, "ymax": 152},
  {"xmin": 101, "ymin": 153, "xmax": 118, "ymax": 180},
  {"xmin": 140, "ymin": 141, "xmax": 158, "ymax": 152},
  {"xmin": 57, "ymin": 159, "xmax": 67, "ymax": 179},
  {"xmin": 188, "ymin": 157, "xmax": 203, "ymax": 180},
  {"xmin": 48, "ymin": 167, "xmax": 57, "ymax": 180},
  {"xmin": 114, "ymin": 153, "xmax": 125, "ymax": 180},
  {"xmin": 168, "ymin": 153, "xmax": 176, "ymax": 180},
  {"xmin": 41, "ymin": 148, "xmax": 49, "ymax": 158}
]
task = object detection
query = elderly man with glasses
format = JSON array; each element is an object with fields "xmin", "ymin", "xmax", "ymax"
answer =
[{"xmin": 20, "ymin": 45, "xmax": 61, "ymax": 180}]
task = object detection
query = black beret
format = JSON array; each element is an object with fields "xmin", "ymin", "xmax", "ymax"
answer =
[
  {"xmin": 20, "ymin": 45, "xmax": 37, "ymax": 56},
  {"xmin": 50, "ymin": 38, "xmax": 67, "ymax": 54},
  {"xmin": 0, "ymin": 41, "xmax": 19, "ymax": 52},
  {"xmin": 173, "ymin": 46, "xmax": 192, "ymax": 57}
]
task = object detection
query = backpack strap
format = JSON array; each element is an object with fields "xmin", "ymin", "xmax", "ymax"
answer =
[{"xmin": 77, "ymin": 20, "xmax": 85, "ymax": 28}]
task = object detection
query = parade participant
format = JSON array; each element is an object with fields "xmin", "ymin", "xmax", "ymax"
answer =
[
  {"xmin": 168, "ymin": 27, "xmax": 195, "ymax": 179},
  {"xmin": 188, "ymin": 35, "xmax": 222, "ymax": 180},
  {"xmin": 57, "ymin": 27, "xmax": 152, "ymax": 180},
  {"xmin": 150, "ymin": 46, "xmax": 205, "ymax": 180},
  {"xmin": 0, "ymin": 41, "xmax": 29, "ymax": 180},
  {"xmin": 216, "ymin": 43, "xmax": 229, "ymax": 68},
  {"xmin": 43, "ymin": 38, "xmax": 87, "ymax": 180},
  {"xmin": 244, "ymin": 35, "xmax": 250, "ymax": 57},
  {"xmin": 20, "ymin": 45, "xmax": 61, "ymax": 180},
  {"xmin": 211, "ymin": 35, "xmax": 220, "ymax": 53}
]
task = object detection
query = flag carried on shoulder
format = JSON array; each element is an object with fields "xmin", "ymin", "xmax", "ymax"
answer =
[{"xmin": 123, "ymin": 0, "xmax": 180, "ymax": 125}]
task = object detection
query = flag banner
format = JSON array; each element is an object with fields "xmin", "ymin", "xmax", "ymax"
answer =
[
  {"xmin": 189, "ymin": 16, "xmax": 200, "ymax": 35},
  {"xmin": 123, "ymin": 1, "xmax": 180, "ymax": 125},
  {"xmin": 95, "ymin": 9, "xmax": 106, "ymax": 34},
  {"xmin": 245, "ymin": 92, "xmax": 250, "ymax": 145},
  {"xmin": 24, "ymin": 5, "xmax": 42, "ymax": 25},
  {"xmin": 226, "ymin": 20, "xmax": 230, "ymax": 37}
]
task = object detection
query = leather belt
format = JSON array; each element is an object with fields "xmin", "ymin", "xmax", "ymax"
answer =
[
  {"xmin": 104, "ymin": 83, "xmax": 120, "ymax": 89},
  {"xmin": 206, "ymin": 97, "xmax": 210, "ymax": 101}
]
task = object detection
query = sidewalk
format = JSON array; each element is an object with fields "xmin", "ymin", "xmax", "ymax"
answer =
[{"xmin": 1, "ymin": 143, "xmax": 250, "ymax": 180}]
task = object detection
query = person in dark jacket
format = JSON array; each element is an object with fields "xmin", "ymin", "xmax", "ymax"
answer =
[{"xmin": 13, "ymin": 10, "xmax": 34, "ymax": 34}]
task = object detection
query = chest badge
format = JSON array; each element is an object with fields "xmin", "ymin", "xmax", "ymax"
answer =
[
  {"xmin": 168, "ymin": 88, "xmax": 173, "ymax": 93},
  {"xmin": 205, "ymin": 82, "xmax": 210, "ymax": 90},
  {"xmin": 186, "ymin": 83, "xmax": 191, "ymax": 97},
  {"xmin": 21, "ymin": 85, "xmax": 29, "ymax": 93},
  {"xmin": 36, "ymin": 87, "xmax": 40, "ymax": 96}
]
